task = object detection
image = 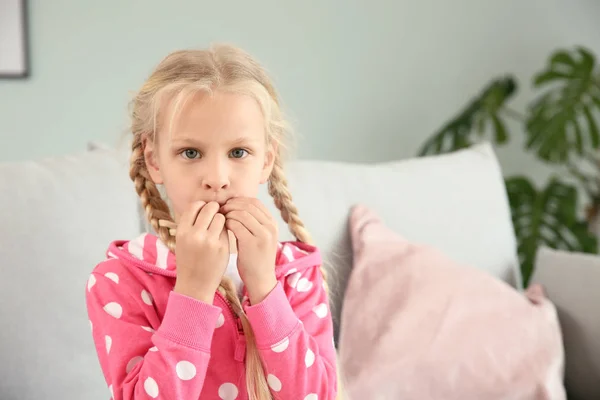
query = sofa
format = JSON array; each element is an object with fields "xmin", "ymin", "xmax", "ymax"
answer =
[{"xmin": 0, "ymin": 141, "xmax": 598, "ymax": 399}]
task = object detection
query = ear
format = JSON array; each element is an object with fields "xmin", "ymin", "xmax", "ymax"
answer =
[
  {"xmin": 260, "ymin": 141, "xmax": 277, "ymax": 184},
  {"xmin": 143, "ymin": 134, "xmax": 164, "ymax": 185}
]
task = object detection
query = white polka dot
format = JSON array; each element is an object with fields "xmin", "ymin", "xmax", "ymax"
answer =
[
  {"xmin": 141, "ymin": 290, "xmax": 153, "ymax": 305},
  {"xmin": 313, "ymin": 303, "xmax": 328, "ymax": 318},
  {"xmin": 282, "ymin": 246, "xmax": 295, "ymax": 262},
  {"xmin": 104, "ymin": 272, "xmax": 119, "ymax": 284},
  {"xmin": 105, "ymin": 335, "xmax": 112, "ymax": 354},
  {"xmin": 305, "ymin": 348, "xmax": 315, "ymax": 367},
  {"xmin": 271, "ymin": 337, "xmax": 289, "ymax": 353},
  {"xmin": 87, "ymin": 275, "xmax": 96, "ymax": 291},
  {"xmin": 108, "ymin": 384, "xmax": 114, "ymax": 398},
  {"xmin": 126, "ymin": 356, "xmax": 144, "ymax": 373},
  {"xmin": 284, "ymin": 268, "xmax": 297, "ymax": 277},
  {"xmin": 304, "ymin": 394, "xmax": 318, "ymax": 400},
  {"xmin": 141, "ymin": 326, "xmax": 155, "ymax": 333},
  {"xmin": 216, "ymin": 313, "xmax": 225, "ymax": 328},
  {"xmin": 103, "ymin": 302, "xmax": 123, "ymax": 319},
  {"xmin": 107, "ymin": 251, "xmax": 117, "ymax": 259},
  {"xmin": 286, "ymin": 272, "xmax": 301, "ymax": 288},
  {"xmin": 267, "ymin": 374, "xmax": 282, "ymax": 391},
  {"xmin": 297, "ymin": 278, "xmax": 313, "ymax": 292},
  {"xmin": 129, "ymin": 235, "xmax": 146, "ymax": 260},
  {"xmin": 218, "ymin": 382, "xmax": 239, "ymax": 399},
  {"xmin": 176, "ymin": 360, "xmax": 197, "ymax": 380},
  {"xmin": 144, "ymin": 377, "xmax": 159, "ymax": 398},
  {"xmin": 155, "ymin": 239, "xmax": 170, "ymax": 269},
  {"xmin": 149, "ymin": 346, "xmax": 158, "ymax": 352}
]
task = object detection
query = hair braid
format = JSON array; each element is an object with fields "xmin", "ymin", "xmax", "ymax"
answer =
[
  {"xmin": 268, "ymin": 156, "xmax": 313, "ymax": 244},
  {"xmin": 129, "ymin": 135, "xmax": 177, "ymax": 252},
  {"xmin": 217, "ymin": 279, "xmax": 271, "ymax": 398},
  {"xmin": 268, "ymin": 156, "xmax": 328, "ymax": 286},
  {"xmin": 268, "ymin": 155, "xmax": 343, "ymax": 399}
]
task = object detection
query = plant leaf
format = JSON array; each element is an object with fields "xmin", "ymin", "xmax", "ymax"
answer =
[
  {"xmin": 490, "ymin": 113, "xmax": 509, "ymax": 144},
  {"xmin": 583, "ymin": 105, "xmax": 600, "ymax": 148},
  {"xmin": 534, "ymin": 70, "xmax": 572, "ymax": 85},
  {"xmin": 526, "ymin": 47, "xmax": 600, "ymax": 163},
  {"xmin": 505, "ymin": 175, "xmax": 597, "ymax": 286},
  {"xmin": 418, "ymin": 76, "xmax": 517, "ymax": 156}
]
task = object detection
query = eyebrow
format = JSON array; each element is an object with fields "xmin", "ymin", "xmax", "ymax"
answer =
[{"xmin": 170, "ymin": 136, "xmax": 258, "ymax": 147}]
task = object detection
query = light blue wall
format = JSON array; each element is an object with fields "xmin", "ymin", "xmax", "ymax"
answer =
[{"xmin": 1, "ymin": 0, "xmax": 600, "ymax": 182}]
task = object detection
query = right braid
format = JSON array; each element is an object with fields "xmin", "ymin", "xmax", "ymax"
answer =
[
  {"xmin": 268, "ymin": 154, "xmax": 332, "ymax": 287},
  {"xmin": 268, "ymin": 153, "xmax": 344, "ymax": 400},
  {"xmin": 268, "ymin": 156, "xmax": 313, "ymax": 244},
  {"xmin": 129, "ymin": 135, "xmax": 177, "ymax": 252}
]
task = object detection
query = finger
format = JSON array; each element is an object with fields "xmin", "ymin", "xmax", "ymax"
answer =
[
  {"xmin": 222, "ymin": 199, "xmax": 271, "ymax": 226},
  {"xmin": 226, "ymin": 219, "xmax": 253, "ymax": 241},
  {"xmin": 193, "ymin": 201, "xmax": 221, "ymax": 231},
  {"xmin": 245, "ymin": 198, "xmax": 274, "ymax": 223},
  {"xmin": 225, "ymin": 210, "xmax": 264, "ymax": 236},
  {"xmin": 178, "ymin": 201, "xmax": 206, "ymax": 231},
  {"xmin": 207, "ymin": 213, "xmax": 226, "ymax": 237},
  {"xmin": 219, "ymin": 226, "xmax": 230, "ymax": 251}
]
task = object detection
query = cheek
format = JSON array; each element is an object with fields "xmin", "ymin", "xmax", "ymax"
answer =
[
  {"xmin": 160, "ymin": 164, "xmax": 197, "ymax": 216},
  {"xmin": 234, "ymin": 162, "xmax": 264, "ymax": 193}
]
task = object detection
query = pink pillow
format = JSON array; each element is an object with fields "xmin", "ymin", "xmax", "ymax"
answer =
[{"xmin": 338, "ymin": 205, "xmax": 566, "ymax": 400}]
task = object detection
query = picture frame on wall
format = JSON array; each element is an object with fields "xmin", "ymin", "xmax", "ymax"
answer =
[{"xmin": 0, "ymin": 0, "xmax": 29, "ymax": 78}]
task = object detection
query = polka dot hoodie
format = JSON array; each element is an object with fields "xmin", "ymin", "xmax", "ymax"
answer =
[{"xmin": 86, "ymin": 233, "xmax": 338, "ymax": 400}]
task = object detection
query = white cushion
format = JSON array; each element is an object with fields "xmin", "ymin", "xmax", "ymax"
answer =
[
  {"xmin": 530, "ymin": 246, "xmax": 600, "ymax": 399},
  {"xmin": 257, "ymin": 142, "xmax": 521, "ymax": 341},
  {"xmin": 0, "ymin": 148, "xmax": 142, "ymax": 399}
]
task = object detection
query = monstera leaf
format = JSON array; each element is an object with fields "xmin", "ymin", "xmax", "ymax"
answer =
[
  {"xmin": 526, "ymin": 47, "xmax": 600, "ymax": 163},
  {"xmin": 419, "ymin": 76, "xmax": 517, "ymax": 156},
  {"xmin": 505, "ymin": 176, "xmax": 597, "ymax": 286}
]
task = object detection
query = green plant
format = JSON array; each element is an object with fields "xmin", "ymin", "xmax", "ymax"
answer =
[{"xmin": 418, "ymin": 46, "xmax": 600, "ymax": 286}]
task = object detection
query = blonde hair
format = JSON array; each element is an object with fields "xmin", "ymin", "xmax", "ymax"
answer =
[{"xmin": 128, "ymin": 43, "xmax": 339, "ymax": 399}]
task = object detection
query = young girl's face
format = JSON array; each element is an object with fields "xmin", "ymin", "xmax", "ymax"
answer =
[{"xmin": 144, "ymin": 90, "xmax": 275, "ymax": 222}]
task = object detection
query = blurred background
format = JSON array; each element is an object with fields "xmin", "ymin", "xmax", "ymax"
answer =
[
  {"xmin": 2, "ymin": 2, "xmax": 600, "ymax": 399},
  {"xmin": 0, "ymin": 0, "xmax": 598, "ymax": 182}
]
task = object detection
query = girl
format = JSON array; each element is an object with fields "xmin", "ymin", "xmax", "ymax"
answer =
[{"xmin": 86, "ymin": 44, "xmax": 339, "ymax": 399}]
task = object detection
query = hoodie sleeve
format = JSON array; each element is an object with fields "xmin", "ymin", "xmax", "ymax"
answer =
[
  {"xmin": 85, "ymin": 260, "xmax": 221, "ymax": 400},
  {"xmin": 244, "ymin": 258, "xmax": 338, "ymax": 399}
]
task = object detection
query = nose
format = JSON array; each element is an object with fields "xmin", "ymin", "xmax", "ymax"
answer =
[{"xmin": 202, "ymin": 158, "xmax": 230, "ymax": 191}]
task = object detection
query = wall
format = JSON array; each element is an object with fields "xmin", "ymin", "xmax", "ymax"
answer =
[{"xmin": 1, "ymin": 0, "xmax": 600, "ymax": 186}]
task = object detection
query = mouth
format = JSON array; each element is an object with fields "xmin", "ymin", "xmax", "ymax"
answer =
[{"xmin": 215, "ymin": 198, "xmax": 231, "ymax": 207}]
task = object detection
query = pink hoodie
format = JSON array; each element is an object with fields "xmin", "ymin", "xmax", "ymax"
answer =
[{"xmin": 85, "ymin": 233, "xmax": 338, "ymax": 400}]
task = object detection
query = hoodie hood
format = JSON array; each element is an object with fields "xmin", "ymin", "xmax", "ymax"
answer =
[{"xmin": 106, "ymin": 233, "xmax": 322, "ymax": 279}]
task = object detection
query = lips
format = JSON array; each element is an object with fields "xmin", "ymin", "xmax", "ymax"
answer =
[
  {"xmin": 203, "ymin": 197, "xmax": 234, "ymax": 206},
  {"xmin": 213, "ymin": 198, "xmax": 231, "ymax": 206}
]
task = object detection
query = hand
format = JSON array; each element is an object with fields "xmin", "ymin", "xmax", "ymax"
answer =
[
  {"xmin": 173, "ymin": 201, "xmax": 230, "ymax": 304},
  {"xmin": 220, "ymin": 197, "xmax": 278, "ymax": 304}
]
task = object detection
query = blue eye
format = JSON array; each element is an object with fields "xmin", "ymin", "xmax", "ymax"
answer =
[
  {"xmin": 181, "ymin": 149, "xmax": 200, "ymax": 159},
  {"xmin": 230, "ymin": 148, "xmax": 248, "ymax": 159}
]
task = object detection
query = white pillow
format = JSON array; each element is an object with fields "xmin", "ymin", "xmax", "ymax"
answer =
[
  {"xmin": 256, "ymin": 142, "xmax": 521, "ymax": 341},
  {"xmin": 0, "ymin": 147, "xmax": 142, "ymax": 399},
  {"xmin": 531, "ymin": 246, "xmax": 600, "ymax": 399}
]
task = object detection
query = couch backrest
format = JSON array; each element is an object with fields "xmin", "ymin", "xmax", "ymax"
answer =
[
  {"xmin": 0, "ymin": 142, "xmax": 519, "ymax": 399},
  {"xmin": 0, "ymin": 147, "xmax": 142, "ymax": 400},
  {"xmin": 256, "ymin": 142, "xmax": 521, "ymax": 342}
]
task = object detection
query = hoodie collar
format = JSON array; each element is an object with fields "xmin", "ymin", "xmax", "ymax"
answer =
[{"xmin": 107, "ymin": 233, "xmax": 322, "ymax": 279}]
